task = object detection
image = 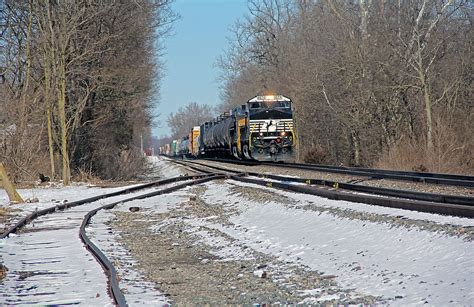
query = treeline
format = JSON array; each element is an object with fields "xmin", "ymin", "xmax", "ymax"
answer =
[
  {"xmin": 0, "ymin": 0, "xmax": 176, "ymax": 183},
  {"xmin": 167, "ymin": 102, "xmax": 214, "ymax": 139},
  {"xmin": 218, "ymin": 0, "xmax": 473, "ymax": 173}
]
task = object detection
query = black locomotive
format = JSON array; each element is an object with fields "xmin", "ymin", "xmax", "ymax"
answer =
[{"xmin": 162, "ymin": 95, "xmax": 295, "ymax": 162}]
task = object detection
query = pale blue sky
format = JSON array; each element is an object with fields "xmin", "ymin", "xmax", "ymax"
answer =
[{"xmin": 154, "ymin": 0, "xmax": 248, "ymax": 138}]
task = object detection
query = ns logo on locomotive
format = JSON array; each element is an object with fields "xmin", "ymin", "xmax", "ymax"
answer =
[{"xmin": 162, "ymin": 95, "xmax": 296, "ymax": 162}]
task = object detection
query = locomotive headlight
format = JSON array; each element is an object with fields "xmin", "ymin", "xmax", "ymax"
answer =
[{"xmin": 280, "ymin": 131, "xmax": 286, "ymax": 136}]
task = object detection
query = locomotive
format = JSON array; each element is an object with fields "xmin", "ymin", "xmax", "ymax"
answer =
[{"xmin": 162, "ymin": 95, "xmax": 295, "ymax": 162}]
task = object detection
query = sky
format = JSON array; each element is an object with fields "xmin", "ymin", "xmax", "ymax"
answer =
[{"xmin": 154, "ymin": 0, "xmax": 248, "ymax": 138}]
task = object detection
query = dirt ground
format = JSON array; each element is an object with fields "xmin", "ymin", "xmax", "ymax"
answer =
[{"xmin": 109, "ymin": 184, "xmax": 379, "ymax": 305}]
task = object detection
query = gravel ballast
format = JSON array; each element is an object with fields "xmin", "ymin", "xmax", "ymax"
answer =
[
  {"xmin": 91, "ymin": 157, "xmax": 473, "ymax": 305},
  {"xmin": 107, "ymin": 184, "xmax": 381, "ymax": 305}
]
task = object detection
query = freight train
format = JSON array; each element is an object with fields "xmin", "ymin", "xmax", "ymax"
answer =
[{"xmin": 161, "ymin": 95, "xmax": 295, "ymax": 162}]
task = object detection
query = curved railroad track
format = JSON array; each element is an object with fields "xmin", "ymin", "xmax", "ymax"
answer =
[
  {"xmin": 202, "ymin": 158, "xmax": 474, "ymax": 187},
  {"xmin": 172, "ymin": 159, "xmax": 474, "ymax": 218},
  {"xmin": 0, "ymin": 173, "xmax": 222, "ymax": 306},
  {"xmin": 2, "ymin": 158, "xmax": 472, "ymax": 305}
]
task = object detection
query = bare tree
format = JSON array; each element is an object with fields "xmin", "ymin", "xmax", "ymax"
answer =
[
  {"xmin": 0, "ymin": 0, "xmax": 177, "ymax": 182},
  {"xmin": 167, "ymin": 102, "xmax": 214, "ymax": 139},
  {"xmin": 218, "ymin": 0, "xmax": 472, "ymax": 172}
]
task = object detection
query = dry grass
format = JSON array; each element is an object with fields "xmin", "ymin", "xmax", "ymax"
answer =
[
  {"xmin": 0, "ymin": 264, "xmax": 7, "ymax": 280},
  {"xmin": 0, "ymin": 207, "xmax": 9, "ymax": 217},
  {"xmin": 72, "ymin": 169, "xmax": 137, "ymax": 187},
  {"xmin": 73, "ymin": 169, "xmax": 103, "ymax": 184},
  {"xmin": 0, "ymin": 206, "xmax": 21, "ymax": 230},
  {"xmin": 375, "ymin": 127, "xmax": 474, "ymax": 175},
  {"xmin": 375, "ymin": 136, "xmax": 427, "ymax": 172},
  {"xmin": 303, "ymin": 144, "xmax": 330, "ymax": 164}
]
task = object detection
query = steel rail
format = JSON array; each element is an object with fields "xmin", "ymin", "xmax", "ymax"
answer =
[
  {"xmin": 277, "ymin": 161, "xmax": 474, "ymax": 181},
  {"xmin": 0, "ymin": 173, "xmax": 221, "ymax": 306},
  {"xmin": 229, "ymin": 175, "xmax": 474, "ymax": 218},
  {"xmin": 176, "ymin": 160, "xmax": 474, "ymax": 207},
  {"xmin": 265, "ymin": 162, "xmax": 474, "ymax": 187},
  {"xmin": 0, "ymin": 174, "xmax": 213, "ymax": 239},
  {"xmin": 173, "ymin": 160, "xmax": 474, "ymax": 218},
  {"xmin": 79, "ymin": 174, "xmax": 224, "ymax": 306},
  {"xmin": 201, "ymin": 157, "xmax": 474, "ymax": 187}
]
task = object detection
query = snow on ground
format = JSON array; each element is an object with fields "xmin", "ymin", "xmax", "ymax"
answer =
[
  {"xmin": 0, "ymin": 156, "xmax": 168, "ymax": 209},
  {"xmin": 149, "ymin": 156, "xmax": 186, "ymax": 178},
  {"xmin": 0, "ymin": 156, "xmax": 176, "ymax": 229},
  {"xmin": 175, "ymin": 180, "xmax": 473, "ymax": 305},
  {"xmin": 0, "ymin": 183, "xmax": 150, "ymax": 233},
  {"xmin": 0, "ymin": 181, "xmax": 187, "ymax": 304},
  {"xmin": 0, "ymin": 156, "xmax": 188, "ymax": 306},
  {"xmin": 88, "ymin": 187, "xmax": 194, "ymax": 305},
  {"xmin": 1, "ymin": 157, "xmax": 472, "ymax": 305},
  {"xmin": 1, "ymin": 200, "xmax": 113, "ymax": 305},
  {"xmin": 89, "ymin": 209, "xmax": 172, "ymax": 305},
  {"xmin": 236, "ymin": 180, "xmax": 474, "ymax": 227},
  {"xmin": 0, "ymin": 183, "xmax": 126, "ymax": 210}
]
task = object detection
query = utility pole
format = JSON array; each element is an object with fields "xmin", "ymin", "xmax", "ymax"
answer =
[{"xmin": 140, "ymin": 134, "xmax": 144, "ymax": 156}]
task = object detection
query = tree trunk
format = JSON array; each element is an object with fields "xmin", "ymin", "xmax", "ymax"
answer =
[
  {"xmin": 58, "ymin": 55, "xmax": 70, "ymax": 185},
  {"xmin": 423, "ymin": 80, "xmax": 434, "ymax": 152},
  {"xmin": 47, "ymin": 106, "xmax": 56, "ymax": 178},
  {"xmin": 47, "ymin": 0, "xmax": 70, "ymax": 184},
  {"xmin": 17, "ymin": 0, "xmax": 34, "ymax": 150},
  {"xmin": 43, "ymin": 51, "xmax": 56, "ymax": 179},
  {"xmin": 416, "ymin": 48, "xmax": 434, "ymax": 152},
  {"xmin": 351, "ymin": 130, "xmax": 361, "ymax": 166},
  {"xmin": 0, "ymin": 163, "xmax": 24, "ymax": 203},
  {"xmin": 293, "ymin": 108, "xmax": 302, "ymax": 162}
]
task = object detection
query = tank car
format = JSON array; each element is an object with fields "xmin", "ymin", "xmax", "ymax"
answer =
[{"xmin": 200, "ymin": 112, "xmax": 234, "ymax": 158}]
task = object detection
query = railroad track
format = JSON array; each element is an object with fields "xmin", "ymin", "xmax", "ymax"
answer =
[
  {"xmin": 1, "ymin": 158, "xmax": 472, "ymax": 305},
  {"xmin": 202, "ymin": 158, "xmax": 474, "ymax": 187},
  {"xmin": 0, "ymin": 173, "xmax": 223, "ymax": 306},
  {"xmin": 173, "ymin": 159, "xmax": 474, "ymax": 218}
]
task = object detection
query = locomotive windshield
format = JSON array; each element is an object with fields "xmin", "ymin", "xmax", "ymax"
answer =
[{"xmin": 249, "ymin": 100, "xmax": 291, "ymax": 110}]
